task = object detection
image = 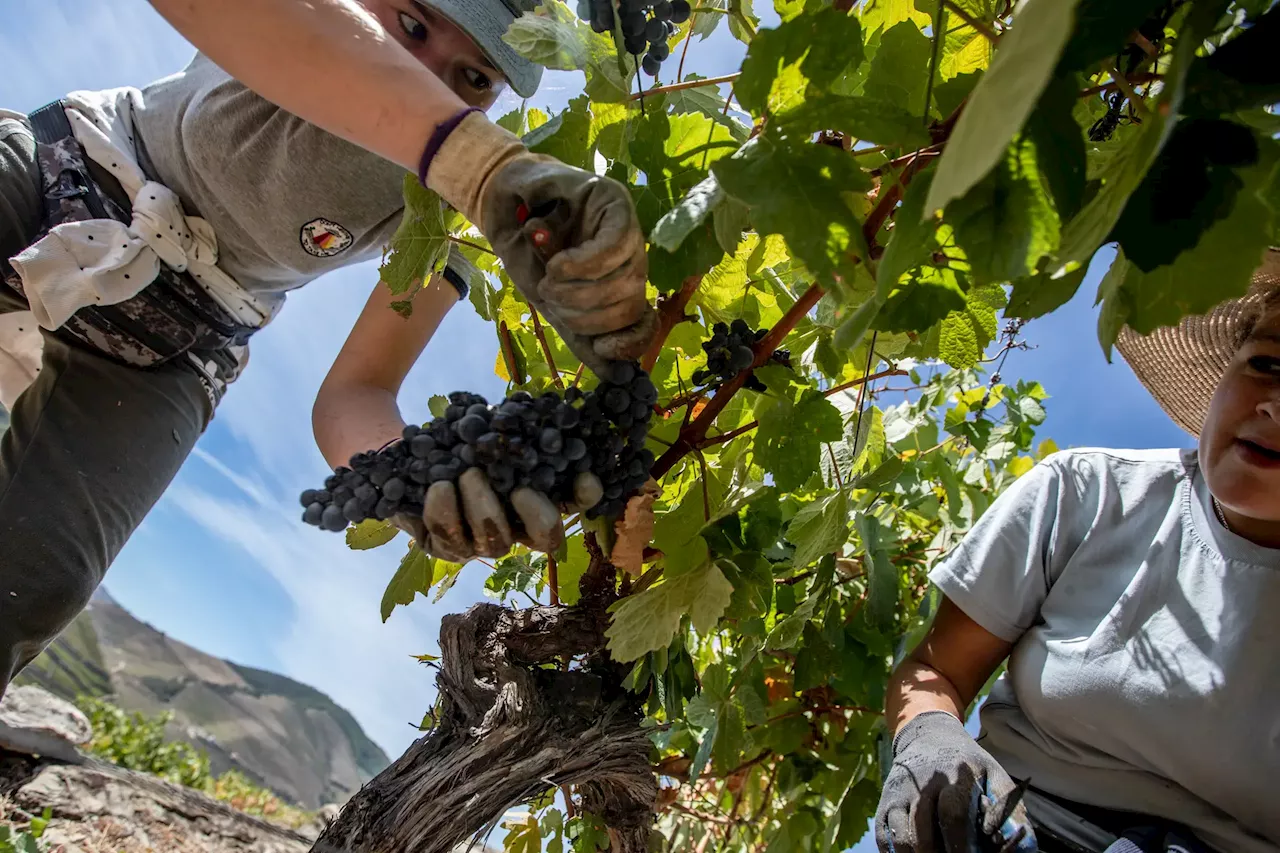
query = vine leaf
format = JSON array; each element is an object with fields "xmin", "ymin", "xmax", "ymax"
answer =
[
  {"xmin": 939, "ymin": 285, "xmax": 1002, "ymax": 368},
  {"xmin": 1005, "ymin": 264, "xmax": 1087, "ymax": 321},
  {"xmin": 379, "ymin": 175, "xmax": 450, "ymax": 296},
  {"xmin": 735, "ymin": 6, "xmax": 865, "ymax": 115},
  {"xmin": 876, "ymin": 164, "xmax": 938, "ymax": 296},
  {"xmin": 755, "ymin": 388, "xmax": 844, "ymax": 492},
  {"xmin": 855, "ymin": 514, "xmax": 897, "ymax": 631},
  {"xmin": 924, "ymin": 0, "xmax": 1082, "ymax": 217},
  {"xmin": 605, "ymin": 560, "xmax": 733, "ymax": 661},
  {"xmin": 785, "ymin": 491, "xmax": 849, "ymax": 569},
  {"xmin": 428, "ymin": 395, "xmax": 449, "ymax": 419},
  {"xmin": 1057, "ymin": 1, "xmax": 1222, "ymax": 270},
  {"xmin": 501, "ymin": 11, "xmax": 591, "ymax": 70},
  {"xmin": 1097, "ymin": 142, "xmax": 1280, "ymax": 356},
  {"xmin": 774, "ymin": 94, "xmax": 932, "ymax": 148},
  {"xmin": 501, "ymin": 812, "xmax": 543, "ymax": 853},
  {"xmin": 876, "ymin": 266, "xmax": 967, "ymax": 333},
  {"xmin": 863, "ymin": 21, "xmax": 933, "ymax": 118},
  {"xmin": 946, "ymin": 133, "xmax": 1060, "ymax": 285},
  {"xmin": 651, "ymin": 174, "xmax": 726, "ymax": 252},
  {"xmin": 714, "ymin": 134, "xmax": 873, "ymax": 286},
  {"xmin": 1026, "ymin": 74, "xmax": 1088, "ymax": 221},
  {"xmin": 346, "ymin": 519, "xmax": 399, "ymax": 551},
  {"xmin": 380, "ymin": 544, "xmax": 435, "ymax": 622}
]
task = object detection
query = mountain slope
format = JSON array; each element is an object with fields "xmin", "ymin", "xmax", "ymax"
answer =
[{"xmin": 15, "ymin": 588, "xmax": 389, "ymax": 809}]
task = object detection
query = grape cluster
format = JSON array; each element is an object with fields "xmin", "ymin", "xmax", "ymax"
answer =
[
  {"xmin": 692, "ymin": 320, "xmax": 792, "ymax": 393},
  {"xmin": 299, "ymin": 362, "xmax": 658, "ymax": 534},
  {"xmin": 575, "ymin": 0, "xmax": 691, "ymax": 76}
]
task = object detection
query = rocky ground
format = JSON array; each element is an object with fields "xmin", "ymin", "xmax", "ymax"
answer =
[{"xmin": 0, "ymin": 686, "xmax": 327, "ymax": 853}]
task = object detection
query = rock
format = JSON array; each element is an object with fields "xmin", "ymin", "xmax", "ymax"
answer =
[
  {"xmin": 12, "ymin": 760, "xmax": 311, "ymax": 853},
  {"xmin": 0, "ymin": 685, "xmax": 90, "ymax": 763}
]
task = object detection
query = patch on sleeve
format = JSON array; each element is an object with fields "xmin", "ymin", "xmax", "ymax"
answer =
[{"xmin": 300, "ymin": 218, "xmax": 354, "ymax": 258}]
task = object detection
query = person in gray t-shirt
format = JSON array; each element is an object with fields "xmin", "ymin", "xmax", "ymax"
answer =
[
  {"xmin": 0, "ymin": 1, "xmax": 656, "ymax": 701},
  {"xmin": 874, "ymin": 252, "xmax": 1280, "ymax": 853}
]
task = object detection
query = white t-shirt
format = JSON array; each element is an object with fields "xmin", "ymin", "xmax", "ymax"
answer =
[{"xmin": 930, "ymin": 448, "xmax": 1280, "ymax": 853}]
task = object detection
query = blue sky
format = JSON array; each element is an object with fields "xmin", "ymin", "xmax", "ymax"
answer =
[{"xmin": 2, "ymin": 0, "xmax": 1191, "ymax": 837}]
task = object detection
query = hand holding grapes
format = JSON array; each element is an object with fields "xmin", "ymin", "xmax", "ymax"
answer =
[{"xmin": 302, "ymin": 367, "xmax": 659, "ymax": 563}]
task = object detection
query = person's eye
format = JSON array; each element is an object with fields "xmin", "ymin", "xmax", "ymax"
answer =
[
  {"xmin": 462, "ymin": 68, "xmax": 493, "ymax": 93},
  {"xmin": 1247, "ymin": 354, "xmax": 1280, "ymax": 376},
  {"xmin": 398, "ymin": 11, "xmax": 427, "ymax": 41}
]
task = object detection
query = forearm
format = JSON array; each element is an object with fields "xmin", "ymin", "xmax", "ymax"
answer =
[
  {"xmin": 312, "ymin": 383, "xmax": 406, "ymax": 471},
  {"xmin": 885, "ymin": 657, "xmax": 969, "ymax": 739},
  {"xmin": 147, "ymin": 0, "xmax": 466, "ymax": 171}
]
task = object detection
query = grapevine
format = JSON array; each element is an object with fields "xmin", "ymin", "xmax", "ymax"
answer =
[{"xmin": 313, "ymin": 2, "xmax": 1280, "ymax": 852}]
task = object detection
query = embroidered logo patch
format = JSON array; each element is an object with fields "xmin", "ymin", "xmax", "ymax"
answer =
[{"xmin": 300, "ymin": 218, "xmax": 354, "ymax": 258}]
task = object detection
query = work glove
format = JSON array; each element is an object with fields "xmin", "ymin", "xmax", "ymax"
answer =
[
  {"xmin": 425, "ymin": 112, "xmax": 656, "ymax": 376},
  {"xmin": 392, "ymin": 468, "xmax": 604, "ymax": 564},
  {"xmin": 875, "ymin": 711, "xmax": 1037, "ymax": 853}
]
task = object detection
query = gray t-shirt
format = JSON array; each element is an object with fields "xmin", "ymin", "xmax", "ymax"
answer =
[
  {"xmin": 131, "ymin": 52, "xmax": 409, "ymax": 313},
  {"xmin": 930, "ymin": 448, "xmax": 1279, "ymax": 853}
]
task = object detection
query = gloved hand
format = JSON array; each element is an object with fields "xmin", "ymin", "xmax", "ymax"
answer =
[
  {"xmin": 875, "ymin": 711, "xmax": 1036, "ymax": 853},
  {"xmin": 392, "ymin": 468, "xmax": 604, "ymax": 564},
  {"xmin": 424, "ymin": 112, "xmax": 656, "ymax": 376}
]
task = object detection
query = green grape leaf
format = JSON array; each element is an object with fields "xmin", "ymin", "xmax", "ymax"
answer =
[
  {"xmin": 502, "ymin": 7, "xmax": 592, "ymax": 70},
  {"xmin": 651, "ymin": 174, "xmax": 726, "ymax": 252},
  {"xmin": 785, "ymin": 491, "xmax": 849, "ymax": 569},
  {"xmin": 606, "ymin": 560, "xmax": 733, "ymax": 661},
  {"xmin": 428, "ymin": 395, "xmax": 449, "ymax": 419},
  {"xmin": 863, "ymin": 21, "xmax": 932, "ymax": 118},
  {"xmin": 755, "ymin": 389, "xmax": 845, "ymax": 492},
  {"xmin": 875, "ymin": 164, "xmax": 938, "ymax": 296},
  {"xmin": 933, "ymin": 71, "xmax": 981, "ymax": 120},
  {"xmin": 714, "ymin": 134, "xmax": 873, "ymax": 286},
  {"xmin": 346, "ymin": 519, "xmax": 399, "ymax": 551},
  {"xmin": 1056, "ymin": 1, "xmax": 1220, "ymax": 270},
  {"xmin": 735, "ymin": 6, "xmax": 865, "ymax": 115},
  {"xmin": 665, "ymin": 78, "xmax": 751, "ymax": 141},
  {"xmin": 1027, "ymin": 74, "xmax": 1087, "ymax": 221},
  {"xmin": 1110, "ymin": 120, "xmax": 1260, "ymax": 273},
  {"xmin": 924, "ymin": 0, "xmax": 1082, "ymax": 217},
  {"xmin": 875, "ymin": 266, "xmax": 966, "ymax": 333},
  {"xmin": 858, "ymin": 0, "xmax": 931, "ymax": 34},
  {"xmin": 379, "ymin": 175, "xmax": 449, "ymax": 295},
  {"xmin": 855, "ymin": 514, "xmax": 897, "ymax": 631},
  {"xmin": 688, "ymin": 714, "xmax": 719, "ymax": 784},
  {"xmin": 1097, "ymin": 142, "xmax": 1280, "ymax": 355},
  {"xmin": 713, "ymin": 195, "xmax": 753, "ymax": 255},
  {"xmin": 938, "ymin": 285, "xmax": 1002, "ymax": 368},
  {"xmin": 528, "ymin": 96, "xmax": 593, "ymax": 170},
  {"xmin": 946, "ymin": 133, "xmax": 1059, "ymax": 285},
  {"xmin": 1057, "ymin": 0, "xmax": 1167, "ymax": 72},
  {"xmin": 775, "ymin": 95, "xmax": 931, "ymax": 149},
  {"xmin": 1183, "ymin": 8, "xmax": 1280, "ymax": 117},
  {"xmin": 1005, "ymin": 264, "xmax": 1087, "ymax": 321},
  {"xmin": 380, "ymin": 544, "xmax": 435, "ymax": 622},
  {"xmin": 502, "ymin": 813, "xmax": 543, "ymax": 853},
  {"xmin": 722, "ymin": 554, "xmax": 774, "ymax": 620}
]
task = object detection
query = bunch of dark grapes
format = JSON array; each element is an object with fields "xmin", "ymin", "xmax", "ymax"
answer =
[
  {"xmin": 692, "ymin": 320, "xmax": 792, "ymax": 393},
  {"xmin": 575, "ymin": 0, "xmax": 691, "ymax": 76},
  {"xmin": 299, "ymin": 362, "xmax": 658, "ymax": 534}
]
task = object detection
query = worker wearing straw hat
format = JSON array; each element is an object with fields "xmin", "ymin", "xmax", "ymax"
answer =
[{"xmin": 874, "ymin": 250, "xmax": 1280, "ymax": 853}]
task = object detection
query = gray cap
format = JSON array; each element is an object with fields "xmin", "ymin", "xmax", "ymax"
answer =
[{"xmin": 421, "ymin": 0, "xmax": 544, "ymax": 98}]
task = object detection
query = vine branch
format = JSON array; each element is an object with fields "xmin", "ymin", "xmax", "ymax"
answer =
[
  {"xmin": 531, "ymin": 309, "xmax": 565, "ymax": 389},
  {"xmin": 642, "ymin": 275, "xmax": 702, "ymax": 372},
  {"xmin": 629, "ymin": 73, "xmax": 741, "ymax": 102}
]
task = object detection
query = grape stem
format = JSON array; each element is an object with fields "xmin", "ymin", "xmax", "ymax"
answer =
[
  {"xmin": 530, "ymin": 309, "xmax": 565, "ymax": 389},
  {"xmin": 498, "ymin": 320, "xmax": 524, "ymax": 384},
  {"xmin": 447, "ymin": 235, "xmax": 496, "ymax": 256},
  {"xmin": 694, "ymin": 367, "xmax": 907, "ymax": 449},
  {"xmin": 641, "ymin": 275, "xmax": 703, "ymax": 371},
  {"xmin": 547, "ymin": 554, "xmax": 561, "ymax": 606},
  {"xmin": 651, "ymin": 155, "xmax": 926, "ymax": 479},
  {"xmin": 627, "ymin": 72, "xmax": 741, "ymax": 101}
]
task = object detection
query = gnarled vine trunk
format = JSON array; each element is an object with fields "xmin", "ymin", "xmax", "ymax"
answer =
[{"xmin": 313, "ymin": 564, "xmax": 657, "ymax": 853}]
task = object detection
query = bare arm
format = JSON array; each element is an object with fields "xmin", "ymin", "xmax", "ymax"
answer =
[
  {"xmin": 885, "ymin": 597, "xmax": 1013, "ymax": 737},
  {"xmin": 313, "ymin": 276, "xmax": 460, "ymax": 470},
  {"xmin": 147, "ymin": 0, "xmax": 467, "ymax": 171}
]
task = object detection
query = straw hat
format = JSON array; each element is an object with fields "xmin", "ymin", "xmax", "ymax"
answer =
[{"xmin": 1116, "ymin": 247, "xmax": 1280, "ymax": 437}]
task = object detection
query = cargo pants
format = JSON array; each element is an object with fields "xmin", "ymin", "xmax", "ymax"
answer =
[{"xmin": 0, "ymin": 116, "xmax": 213, "ymax": 697}]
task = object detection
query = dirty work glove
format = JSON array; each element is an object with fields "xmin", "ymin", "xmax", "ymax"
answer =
[
  {"xmin": 392, "ymin": 468, "xmax": 604, "ymax": 564},
  {"xmin": 424, "ymin": 111, "xmax": 656, "ymax": 376},
  {"xmin": 875, "ymin": 711, "xmax": 1036, "ymax": 853}
]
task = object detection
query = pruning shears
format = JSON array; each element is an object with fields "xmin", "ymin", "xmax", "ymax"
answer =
[{"xmin": 971, "ymin": 778, "xmax": 1037, "ymax": 853}]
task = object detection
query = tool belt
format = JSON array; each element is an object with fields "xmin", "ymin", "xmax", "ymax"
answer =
[
  {"xmin": 1, "ymin": 101, "xmax": 256, "ymax": 393},
  {"xmin": 1026, "ymin": 788, "xmax": 1218, "ymax": 853}
]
